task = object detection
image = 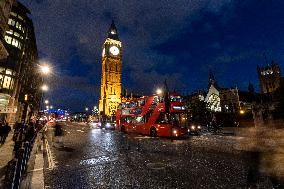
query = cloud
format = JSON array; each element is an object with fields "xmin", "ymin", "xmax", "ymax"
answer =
[
  {"xmin": 47, "ymin": 74, "xmax": 99, "ymax": 110},
  {"xmin": 214, "ymin": 51, "xmax": 263, "ymax": 64}
]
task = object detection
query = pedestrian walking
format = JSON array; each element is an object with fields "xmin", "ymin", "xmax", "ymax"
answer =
[
  {"xmin": 54, "ymin": 124, "xmax": 64, "ymax": 147},
  {"xmin": 1, "ymin": 121, "xmax": 11, "ymax": 144},
  {"xmin": 25, "ymin": 119, "xmax": 36, "ymax": 142},
  {"xmin": 13, "ymin": 123, "xmax": 25, "ymax": 158}
]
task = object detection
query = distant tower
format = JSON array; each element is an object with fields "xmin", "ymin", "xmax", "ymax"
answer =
[
  {"xmin": 208, "ymin": 69, "xmax": 218, "ymax": 89},
  {"xmin": 257, "ymin": 61, "xmax": 281, "ymax": 94},
  {"xmin": 248, "ymin": 81, "xmax": 255, "ymax": 94},
  {"xmin": 99, "ymin": 21, "xmax": 122, "ymax": 116}
]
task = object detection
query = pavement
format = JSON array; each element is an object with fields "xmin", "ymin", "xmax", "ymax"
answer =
[
  {"xmin": 0, "ymin": 128, "xmax": 46, "ymax": 189},
  {"xmin": 41, "ymin": 122, "xmax": 284, "ymax": 188},
  {"xmin": 0, "ymin": 132, "xmax": 14, "ymax": 188},
  {"xmin": 20, "ymin": 134, "xmax": 45, "ymax": 189}
]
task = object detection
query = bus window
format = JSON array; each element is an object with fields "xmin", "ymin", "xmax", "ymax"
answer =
[
  {"xmin": 135, "ymin": 116, "xmax": 144, "ymax": 123},
  {"xmin": 122, "ymin": 116, "xmax": 132, "ymax": 123},
  {"xmin": 170, "ymin": 96, "xmax": 182, "ymax": 102},
  {"xmin": 156, "ymin": 113, "xmax": 169, "ymax": 124},
  {"xmin": 170, "ymin": 113, "xmax": 187, "ymax": 128},
  {"xmin": 138, "ymin": 100, "xmax": 145, "ymax": 106},
  {"xmin": 157, "ymin": 96, "xmax": 164, "ymax": 103}
]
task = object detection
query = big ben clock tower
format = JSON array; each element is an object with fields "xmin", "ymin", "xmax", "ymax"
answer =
[{"xmin": 99, "ymin": 21, "xmax": 122, "ymax": 116}]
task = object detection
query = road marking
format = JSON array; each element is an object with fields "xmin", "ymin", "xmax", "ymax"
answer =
[
  {"xmin": 30, "ymin": 168, "xmax": 43, "ymax": 172},
  {"xmin": 146, "ymin": 162, "xmax": 167, "ymax": 170},
  {"xmin": 133, "ymin": 136, "xmax": 151, "ymax": 139},
  {"xmin": 45, "ymin": 139, "xmax": 55, "ymax": 170}
]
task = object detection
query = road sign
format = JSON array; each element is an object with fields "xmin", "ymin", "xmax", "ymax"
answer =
[{"xmin": 0, "ymin": 106, "xmax": 17, "ymax": 113}]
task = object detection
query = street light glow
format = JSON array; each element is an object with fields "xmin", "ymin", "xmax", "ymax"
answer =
[
  {"xmin": 41, "ymin": 84, "xmax": 48, "ymax": 91},
  {"xmin": 44, "ymin": 100, "xmax": 49, "ymax": 104},
  {"xmin": 240, "ymin": 110, "xmax": 245, "ymax": 114},
  {"xmin": 156, "ymin": 88, "xmax": 163, "ymax": 95},
  {"xmin": 40, "ymin": 64, "xmax": 51, "ymax": 75}
]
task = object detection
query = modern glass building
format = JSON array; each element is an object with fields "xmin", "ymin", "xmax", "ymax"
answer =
[
  {"xmin": 0, "ymin": 1, "xmax": 41, "ymax": 123},
  {"xmin": 0, "ymin": 0, "xmax": 14, "ymax": 59}
]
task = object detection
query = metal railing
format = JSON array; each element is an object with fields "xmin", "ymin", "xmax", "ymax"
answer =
[{"xmin": 4, "ymin": 135, "xmax": 37, "ymax": 189}]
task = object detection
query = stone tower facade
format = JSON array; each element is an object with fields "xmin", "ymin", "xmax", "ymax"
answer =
[
  {"xmin": 99, "ymin": 21, "xmax": 122, "ymax": 116},
  {"xmin": 257, "ymin": 62, "xmax": 281, "ymax": 94}
]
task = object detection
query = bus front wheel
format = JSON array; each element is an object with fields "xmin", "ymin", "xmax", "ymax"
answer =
[{"xmin": 150, "ymin": 127, "xmax": 157, "ymax": 137}]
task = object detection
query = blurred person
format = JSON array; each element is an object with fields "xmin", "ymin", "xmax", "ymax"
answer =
[
  {"xmin": 25, "ymin": 121, "xmax": 35, "ymax": 142},
  {"xmin": 54, "ymin": 124, "xmax": 64, "ymax": 147},
  {"xmin": 1, "ymin": 121, "xmax": 11, "ymax": 144},
  {"xmin": 13, "ymin": 123, "xmax": 26, "ymax": 158}
]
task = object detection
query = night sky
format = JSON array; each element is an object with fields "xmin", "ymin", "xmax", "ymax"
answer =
[{"xmin": 21, "ymin": 0, "xmax": 284, "ymax": 111}]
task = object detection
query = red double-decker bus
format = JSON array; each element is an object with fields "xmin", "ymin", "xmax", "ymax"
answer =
[{"xmin": 116, "ymin": 92, "xmax": 187, "ymax": 137}]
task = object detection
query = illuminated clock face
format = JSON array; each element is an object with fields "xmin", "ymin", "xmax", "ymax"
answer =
[
  {"xmin": 102, "ymin": 48, "xmax": 105, "ymax": 57},
  {"xmin": 109, "ymin": 46, "xmax": 119, "ymax": 56}
]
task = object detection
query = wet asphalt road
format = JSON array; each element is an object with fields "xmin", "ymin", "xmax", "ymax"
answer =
[{"xmin": 43, "ymin": 122, "xmax": 273, "ymax": 189}]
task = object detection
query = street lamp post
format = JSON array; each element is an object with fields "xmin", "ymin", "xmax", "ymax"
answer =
[{"xmin": 39, "ymin": 63, "xmax": 52, "ymax": 111}]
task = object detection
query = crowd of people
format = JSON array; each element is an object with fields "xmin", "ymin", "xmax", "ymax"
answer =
[
  {"xmin": 12, "ymin": 119, "xmax": 44, "ymax": 158},
  {"xmin": 0, "ymin": 117, "xmax": 44, "ymax": 157}
]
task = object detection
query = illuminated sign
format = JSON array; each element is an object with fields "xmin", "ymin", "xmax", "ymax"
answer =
[{"xmin": 172, "ymin": 106, "xmax": 185, "ymax": 110}]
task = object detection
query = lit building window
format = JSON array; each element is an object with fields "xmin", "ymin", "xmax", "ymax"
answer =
[
  {"xmin": 0, "ymin": 69, "xmax": 14, "ymax": 90},
  {"xmin": 12, "ymin": 39, "xmax": 19, "ymax": 47},
  {"xmin": 14, "ymin": 32, "xmax": 20, "ymax": 38},
  {"xmin": 8, "ymin": 19, "xmax": 15, "ymax": 26},
  {"xmin": 6, "ymin": 30, "xmax": 13, "ymax": 35},
  {"xmin": 15, "ymin": 22, "xmax": 22, "ymax": 30},
  {"xmin": 11, "ymin": 12, "xmax": 17, "ymax": 17},
  {"xmin": 5, "ymin": 36, "xmax": 12, "ymax": 44},
  {"xmin": 18, "ymin": 15, "xmax": 23, "ymax": 20}
]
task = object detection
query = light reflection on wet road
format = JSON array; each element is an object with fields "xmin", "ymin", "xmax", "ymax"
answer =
[{"xmin": 43, "ymin": 122, "xmax": 274, "ymax": 189}]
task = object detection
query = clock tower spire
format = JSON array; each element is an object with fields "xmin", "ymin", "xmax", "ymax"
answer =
[{"xmin": 99, "ymin": 21, "xmax": 122, "ymax": 116}]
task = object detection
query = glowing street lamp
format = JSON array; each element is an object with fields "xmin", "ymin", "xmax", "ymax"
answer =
[
  {"xmin": 44, "ymin": 100, "xmax": 49, "ymax": 104},
  {"xmin": 41, "ymin": 84, "xmax": 48, "ymax": 91},
  {"xmin": 240, "ymin": 110, "xmax": 245, "ymax": 114},
  {"xmin": 156, "ymin": 88, "xmax": 163, "ymax": 95},
  {"xmin": 50, "ymin": 105, "xmax": 53, "ymax": 109},
  {"xmin": 39, "ymin": 64, "xmax": 51, "ymax": 75},
  {"xmin": 85, "ymin": 107, "xmax": 89, "ymax": 111}
]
